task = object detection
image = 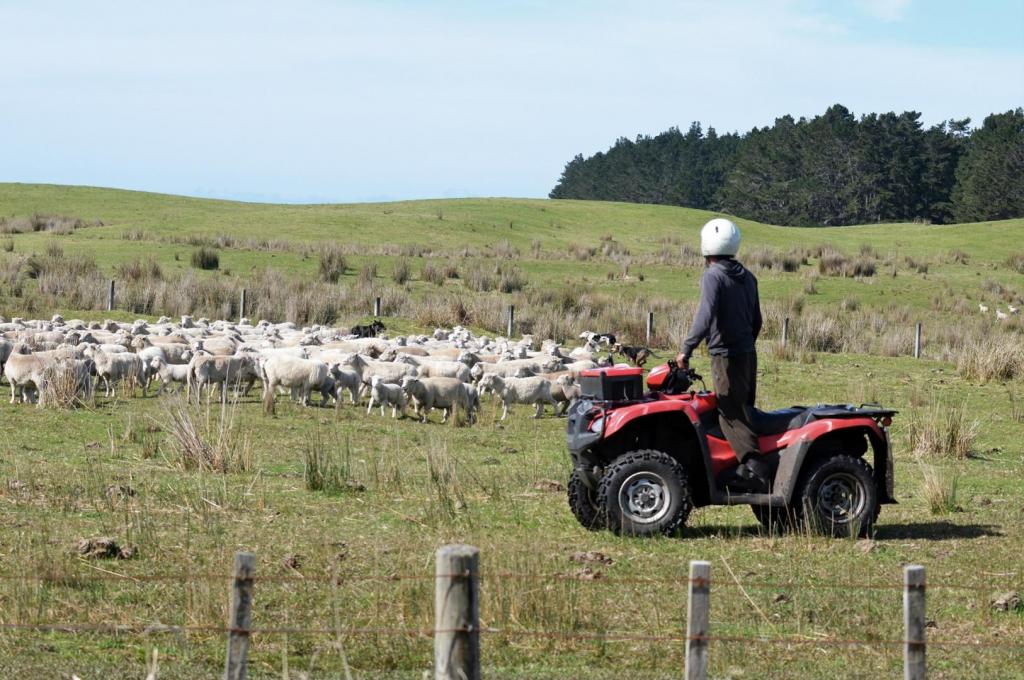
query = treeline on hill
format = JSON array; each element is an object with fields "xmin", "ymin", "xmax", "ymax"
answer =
[{"xmin": 550, "ymin": 105, "xmax": 1024, "ymax": 226}]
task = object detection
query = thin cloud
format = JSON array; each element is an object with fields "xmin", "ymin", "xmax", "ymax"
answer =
[{"xmin": 858, "ymin": 0, "xmax": 913, "ymax": 22}]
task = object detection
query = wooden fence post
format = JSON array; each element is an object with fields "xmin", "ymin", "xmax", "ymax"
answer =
[
  {"xmin": 904, "ymin": 565, "xmax": 926, "ymax": 680},
  {"xmin": 225, "ymin": 552, "xmax": 256, "ymax": 680},
  {"xmin": 913, "ymin": 323, "xmax": 922, "ymax": 359},
  {"xmin": 685, "ymin": 560, "xmax": 710, "ymax": 680},
  {"xmin": 107, "ymin": 280, "xmax": 115, "ymax": 312},
  {"xmin": 374, "ymin": 296, "xmax": 382, "ymax": 317},
  {"xmin": 782, "ymin": 317, "xmax": 790, "ymax": 348},
  {"xmin": 239, "ymin": 289, "xmax": 247, "ymax": 323},
  {"xmin": 435, "ymin": 544, "xmax": 480, "ymax": 680},
  {"xmin": 646, "ymin": 311, "xmax": 654, "ymax": 345},
  {"xmin": 506, "ymin": 305, "xmax": 515, "ymax": 339}
]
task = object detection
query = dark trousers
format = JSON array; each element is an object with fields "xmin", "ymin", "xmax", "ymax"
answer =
[{"xmin": 711, "ymin": 352, "xmax": 759, "ymax": 463}]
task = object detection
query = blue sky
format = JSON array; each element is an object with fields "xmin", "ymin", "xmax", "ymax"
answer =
[{"xmin": 1, "ymin": 0, "xmax": 1021, "ymax": 203}]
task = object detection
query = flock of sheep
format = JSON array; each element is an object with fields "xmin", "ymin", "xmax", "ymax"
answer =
[{"xmin": 0, "ymin": 314, "xmax": 627, "ymax": 423}]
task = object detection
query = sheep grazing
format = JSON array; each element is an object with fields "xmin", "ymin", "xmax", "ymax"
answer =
[
  {"xmin": 260, "ymin": 355, "xmax": 330, "ymax": 408},
  {"xmin": 400, "ymin": 375, "xmax": 472, "ymax": 424},
  {"xmin": 979, "ymin": 303, "xmax": 989, "ymax": 313},
  {"xmin": 996, "ymin": 309, "xmax": 1009, "ymax": 321},
  {"xmin": 477, "ymin": 373, "xmax": 556, "ymax": 420},
  {"xmin": 1009, "ymin": 305, "xmax": 1020, "ymax": 315},
  {"xmin": 366, "ymin": 375, "xmax": 407, "ymax": 418}
]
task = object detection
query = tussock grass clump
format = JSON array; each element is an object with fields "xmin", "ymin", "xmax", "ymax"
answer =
[
  {"xmin": 464, "ymin": 263, "xmax": 497, "ymax": 292},
  {"xmin": 907, "ymin": 402, "xmax": 978, "ymax": 459},
  {"xmin": 190, "ymin": 247, "xmax": 219, "ymax": 270},
  {"xmin": 920, "ymin": 464, "xmax": 960, "ymax": 515},
  {"xmin": 304, "ymin": 438, "xmax": 355, "ymax": 493},
  {"xmin": 421, "ymin": 263, "xmax": 445, "ymax": 286},
  {"xmin": 957, "ymin": 335, "xmax": 1024, "ymax": 382},
  {"xmin": 746, "ymin": 246, "xmax": 804, "ymax": 272},
  {"xmin": 0, "ymin": 213, "xmax": 98, "ymax": 235},
  {"xmin": 1005, "ymin": 252, "xmax": 1024, "ymax": 274},
  {"xmin": 318, "ymin": 245, "xmax": 347, "ymax": 282},
  {"xmin": 115, "ymin": 257, "xmax": 163, "ymax": 283},
  {"xmin": 818, "ymin": 249, "xmax": 877, "ymax": 277},
  {"xmin": 392, "ymin": 258, "xmax": 411, "ymax": 285},
  {"xmin": 357, "ymin": 262, "xmax": 377, "ymax": 284},
  {"xmin": 160, "ymin": 395, "xmax": 253, "ymax": 473},
  {"xmin": 498, "ymin": 265, "xmax": 527, "ymax": 293},
  {"xmin": 41, "ymin": 361, "xmax": 87, "ymax": 409},
  {"xmin": 946, "ymin": 248, "xmax": 969, "ymax": 264},
  {"xmin": 1, "ymin": 238, "xmax": 12, "ymax": 253}
]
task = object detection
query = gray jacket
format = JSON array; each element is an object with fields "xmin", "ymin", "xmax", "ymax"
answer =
[{"xmin": 680, "ymin": 259, "xmax": 762, "ymax": 358}]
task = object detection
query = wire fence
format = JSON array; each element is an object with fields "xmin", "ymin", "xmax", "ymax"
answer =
[{"xmin": 1, "ymin": 548, "xmax": 1022, "ymax": 679}]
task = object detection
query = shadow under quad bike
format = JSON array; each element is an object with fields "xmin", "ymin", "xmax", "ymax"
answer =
[{"xmin": 566, "ymin": 364, "xmax": 896, "ymax": 537}]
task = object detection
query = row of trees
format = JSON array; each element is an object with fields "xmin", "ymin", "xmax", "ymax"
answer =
[{"xmin": 549, "ymin": 105, "xmax": 1023, "ymax": 226}]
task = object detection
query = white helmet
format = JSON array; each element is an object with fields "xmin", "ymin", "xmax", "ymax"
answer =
[{"xmin": 700, "ymin": 218, "xmax": 741, "ymax": 257}]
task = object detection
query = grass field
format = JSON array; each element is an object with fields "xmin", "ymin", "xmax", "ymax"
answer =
[{"xmin": 0, "ymin": 184, "xmax": 1022, "ymax": 678}]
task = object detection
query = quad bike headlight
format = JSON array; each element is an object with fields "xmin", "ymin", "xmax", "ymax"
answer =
[{"xmin": 589, "ymin": 417, "xmax": 604, "ymax": 434}]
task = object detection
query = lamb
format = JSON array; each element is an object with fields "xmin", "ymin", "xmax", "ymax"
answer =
[
  {"xmin": 400, "ymin": 375, "xmax": 472, "ymax": 424},
  {"xmin": 477, "ymin": 373, "xmax": 556, "ymax": 420},
  {"xmin": 92, "ymin": 351, "xmax": 146, "ymax": 397},
  {"xmin": 148, "ymin": 357, "xmax": 190, "ymax": 395},
  {"xmin": 996, "ymin": 309, "xmax": 1009, "ymax": 321},
  {"xmin": 366, "ymin": 375, "xmax": 407, "ymax": 418},
  {"xmin": 979, "ymin": 303, "xmax": 989, "ymax": 313},
  {"xmin": 259, "ymin": 355, "xmax": 329, "ymax": 407}
]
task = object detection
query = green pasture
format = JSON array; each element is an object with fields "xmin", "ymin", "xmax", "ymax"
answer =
[{"xmin": 0, "ymin": 184, "xmax": 1020, "ymax": 677}]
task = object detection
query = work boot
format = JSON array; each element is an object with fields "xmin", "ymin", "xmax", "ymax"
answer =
[{"xmin": 737, "ymin": 457, "xmax": 773, "ymax": 493}]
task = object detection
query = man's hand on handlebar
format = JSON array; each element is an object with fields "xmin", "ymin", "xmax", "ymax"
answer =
[{"xmin": 674, "ymin": 353, "xmax": 689, "ymax": 370}]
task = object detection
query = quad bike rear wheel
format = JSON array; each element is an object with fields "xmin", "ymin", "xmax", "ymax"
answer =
[
  {"xmin": 597, "ymin": 449, "xmax": 693, "ymax": 537},
  {"xmin": 796, "ymin": 454, "xmax": 879, "ymax": 538},
  {"xmin": 567, "ymin": 469, "xmax": 604, "ymax": 531}
]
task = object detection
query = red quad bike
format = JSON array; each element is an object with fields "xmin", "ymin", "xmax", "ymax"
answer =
[{"xmin": 566, "ymin": 364, "xmax": 897, "ymax": 537}]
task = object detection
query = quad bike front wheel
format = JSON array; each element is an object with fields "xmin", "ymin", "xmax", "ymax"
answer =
[
  {"xmin": 796, "ymin": 454, "xmax": 879, "ymax": 538},
  {"xmin": 597, "ymin": 450, "xmax": 693, "ymax": 537},
  {"xmin": 567, "ymin": 469, "xmax": 604, "ymax": 531}
]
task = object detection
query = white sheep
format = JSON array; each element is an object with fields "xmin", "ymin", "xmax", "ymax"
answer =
[
  {"xmin": 1010, "ymin": 305, "xmax": 1020, "ymax": 314},
  {"xmin": 4, "ymin": 351, "xmax": 49, "ymax": 404},
  {"xmin": 400, "ymin": 375, "xmax": 472, "ymax": 424},
  {"xmin": 551, "ymin": 374, "xmax": 581, "ymax": 415},
  {"xmin": 979, "ymin": 303, "xmax": 989, "ymax": 313},
  {"xmin": 148, "ymin": 357, "xmax": 190, "ymax": 395},
  {"xmin": 92, "ymin": 351, "xmax": 146, "ymax": 397},
  {"xmin": 188, "ymin": 354, "xmax": 260, "ymax": 403},
  {"xmin": 366, "ymin": 375, "xmax": 407, "ymax": 418},
  {"xmin": 260, "ymin": 355, "xmax": 329, "ymax": 407},
  {"xmin": 477, "ymin": 373, "xmax": 556, "ymax": 420},
  {"xmin": 396, "ymin": 355, "xmax": 473, "ymax": 382},
  {"xmin": 996, "ymin": 309, "xmax": 1009, "ymax": 321}
]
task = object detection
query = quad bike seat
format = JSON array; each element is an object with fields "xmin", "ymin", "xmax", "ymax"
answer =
[
  {"xmin": 749, "ymin": 407, "xmax": 814, "ymax": 435},
  {"xmin": 704, "ymin": 406, "xmax": 813, "ymax": 438}
]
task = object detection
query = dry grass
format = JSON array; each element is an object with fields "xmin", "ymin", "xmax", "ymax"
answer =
[
  {"xmin": 957, "ymin": 335, "xmax": 1024, "ymax": 382},
  {"xmin": 1005, "ymin": 252, "xmax": 1024, "ymax": 274},
  {"xmin": 318, "ymin": 245, "xmax": 348, "ymax": 282},
  {"xmin": 160, "ymin": 394, "xmax": 254, "ymax": 473},
  {"xmin": 907, "ymin": 401, "xmax": 979, "ymax": 459},
  {"xmin": 190, "ymin": 246, "xmax": 219, "ymax": 270},
  {"xmin": 919, "ymin": 463, "xmax": 960, "ymax": 515}
]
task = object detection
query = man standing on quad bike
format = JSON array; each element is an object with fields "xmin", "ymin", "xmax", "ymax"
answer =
[{"xmin": 675, "ymin": 218, "xmax": 770, "ymax": 492}]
